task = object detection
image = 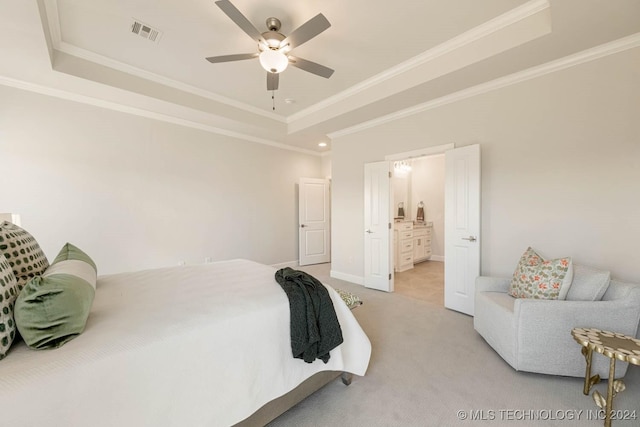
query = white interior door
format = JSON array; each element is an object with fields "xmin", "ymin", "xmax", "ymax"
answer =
[
  {"xmin": 299, "ymin": 178, "xmax": 331, "ymax": 266},
  {"xmin": 364, "ymin": 161, "xmax": 393, "ymax": 292},
  {"xmin": 444, "ymin": 144, "xmax": 480, "ymax": 315}
]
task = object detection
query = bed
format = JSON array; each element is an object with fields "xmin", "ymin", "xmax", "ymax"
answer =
[{"xmin": 0, "ymin": 258, "xmax": 371, "ymax": 426}]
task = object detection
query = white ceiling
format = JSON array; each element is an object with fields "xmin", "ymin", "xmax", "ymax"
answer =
[
  {"xmin": 55, "ymin": 0, "xmax": 525, "ymax": 110},
  {"xmin": 2, "ymin": 1, "xmax": 640, "ymax": 153}
]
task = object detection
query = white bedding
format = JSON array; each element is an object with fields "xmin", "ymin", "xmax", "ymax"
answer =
[{"xmin": 0, "ymin": 259, "xmax": 371, "ymax": 426}]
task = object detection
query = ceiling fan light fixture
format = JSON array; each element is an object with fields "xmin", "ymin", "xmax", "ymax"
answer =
[
  {"xmin": 259, "ymin": 49, "xmax": 288, "ymax": 74},
  {"xmin": 208, "ymin": 1, "xmax": 333, "ymax": 91}
]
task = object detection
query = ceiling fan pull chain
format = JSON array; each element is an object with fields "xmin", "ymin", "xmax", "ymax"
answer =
[{"xmin": 272, "ymin": 90, "xmax": 275, "ymax": 111}]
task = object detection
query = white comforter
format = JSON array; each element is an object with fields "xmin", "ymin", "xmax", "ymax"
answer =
[{"xmin": 0, "ymin": 259, "xmax": 371, "ymax": 426}]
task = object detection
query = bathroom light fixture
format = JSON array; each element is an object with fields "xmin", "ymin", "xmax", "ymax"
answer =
[{"xmin": 394, "ymin": 160, "xmax": 412, "ymax": 174}]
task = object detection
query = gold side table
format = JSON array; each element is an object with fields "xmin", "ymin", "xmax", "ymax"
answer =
[{"xmin": 572, "ymin": 327, "xmax": 640, "ymax": 427}]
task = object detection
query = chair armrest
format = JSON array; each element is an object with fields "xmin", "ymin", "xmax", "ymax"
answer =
[
  {"xmin": 475, "ymin": 276, "xmax": 511, "ymax": 293},
  {"xmin": 513, "ymin": 298, "xmax": 640, "ymax": 377},
  {"xmin": 516, "ymin": 299, "xmax": 640, "ymax": 337}
]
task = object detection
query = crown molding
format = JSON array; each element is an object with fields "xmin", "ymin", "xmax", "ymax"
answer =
[
  {"xmin": 288, "ymin": 0, "xmax": 550, "ymax": 124},
  {"xmin": 0, "ymin": 75, "xmax": 320, "ymax": 157},
  {"xmin": 44, "ymin": 0, "xmax": 549, "ymax": 127},
  {"xmin": 42, "ymin": 0, "xmax": 286, "ymax": 124},
  {"xmin": 55, "ymin": 42, "xmax": 287, "ymax": 124},
  {"xmin": 328, "ymin": 32, "xmax": 640, "ymax": 140}
]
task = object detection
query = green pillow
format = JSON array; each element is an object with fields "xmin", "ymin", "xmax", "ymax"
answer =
[{"xmin": 15, "ymin": 243, "xmax": 97, "ymax": 349}]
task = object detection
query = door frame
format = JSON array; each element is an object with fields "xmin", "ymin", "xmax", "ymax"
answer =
[
  {"xmin": 364, "ymin": 143, "xmax": 481, "ymax": 310},
  {"xmin": 385, "ymin": 144, "xmax": 455, "ymax": 162},
  {"xmin": 378, "ymin": 144, "xmax": 453, "ymax": 288},
  {"xmin": 384, "ymin": 143, "xmax": 480, "ymax": 314}
]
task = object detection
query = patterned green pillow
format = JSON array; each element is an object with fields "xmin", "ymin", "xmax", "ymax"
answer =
[
  {"xmin": 15, "ymin": 243, "xmax": 97, "ymax": 349},
  {"xmin": 509, "ymin": 247, "xmax": 573, "ymax": 300},
  {"xmin": 335, "ymin": 288, "xmax": 363, "ymax": 309},
  {"xmin": 0, "ymin": 257, "xmax": 20, "ymax": 360},
  {"xmin": 0, "ymin": 221, "xmax": 49, "ymax": 290}
]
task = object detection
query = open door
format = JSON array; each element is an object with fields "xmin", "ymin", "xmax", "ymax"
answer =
[
  {"xmin": 444, "ymin": 144, "xmax": 480, "ymax": 315},
  {"xmin": 299, "ymin": 178, "xmax": 331, "ymax": 266},
  {"xmin": 363, "ymin": 161, "xmax": 393, "ymax": 292}
]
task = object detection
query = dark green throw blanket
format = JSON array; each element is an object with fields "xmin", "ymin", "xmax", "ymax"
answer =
[{"xmin": 275, "ymin": 268, "xmax": 344, "ymax": 363}]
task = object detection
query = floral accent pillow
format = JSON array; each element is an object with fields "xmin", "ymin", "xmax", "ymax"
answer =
[
  {"xmin": 335, "ymin": 288, "xmax": 363, "ymax": 309},
  {"xmin": 508, "ymin": 247, "xmax": 573, "ymax": 299}
]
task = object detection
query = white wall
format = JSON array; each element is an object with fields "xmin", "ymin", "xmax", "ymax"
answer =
[
  {"xmin": 331, "ymin": 46, "xmax": 640, "ymax": 283},
  {"xmin": 320, "ymin": 154, "xmax": 332, "ymax": 179},
  {"xmin": 0, "ymin": 85, "xmax": 322, "ymax": 274},
  {"xmin": 411, "ymin": 155, "xmax": 445, "ymax": 258},
  {"xmin": 392, "ymin": 171, "xmax": 411, "ymax": 219}
]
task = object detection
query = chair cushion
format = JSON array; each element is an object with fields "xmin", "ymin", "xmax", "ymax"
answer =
[
  {"xmin": 509, "ymin": 247, "xmax": 573, "ymax": 300},
  {"xmin": 565, "ymin": 264, "xmax": 610, "ymax": 301}
]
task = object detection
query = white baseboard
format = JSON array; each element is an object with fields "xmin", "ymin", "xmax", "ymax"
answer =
[
  {"xmin": 330, "ymin": 270, "xmax": 364, "ymax": 285},
  {"xmin": 271, "ymin": 260, "xmax": 299, "ymax": 269},
  {"xmin": 430, "ymin": 255, "xmax": 445, "ymax": 262}
]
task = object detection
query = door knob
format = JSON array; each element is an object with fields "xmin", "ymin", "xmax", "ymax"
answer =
[
  {"xmin": 365, "ymin": 229, "xmax": 373, "ymax": 234},
  {"xmin": 462, "ymin": 236, "xmax": 477, "ymax": 242},
  {"xmin": 300, "ymin": 224, "xmax": 306, "ymax": 228}
]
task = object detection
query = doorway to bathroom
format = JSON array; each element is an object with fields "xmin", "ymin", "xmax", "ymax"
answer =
[
  {"xmin": 392, "ymin": 153, "xmax": 445, "ymax": 306},
  {"xmin": 364, "ymin": 143, "xmax": 480, "ymax": 315}
]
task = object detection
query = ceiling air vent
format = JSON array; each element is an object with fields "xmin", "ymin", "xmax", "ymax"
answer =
[{"xmin": 130, "ymin": 19, "xmax": 162, "ymax": 43}]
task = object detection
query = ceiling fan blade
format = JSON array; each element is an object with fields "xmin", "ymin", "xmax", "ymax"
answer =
[
  {"xmin": 215, "ymin": 0, "xmax": 265, "ymax": 45},
  {"xmin": 206, "ymin": 53, "xmax": 258, "ymax": 63},
  {"xmin": 288, "ymin": 56, "xmax": 334, "ymax": 79},
  {"xmin": 279, "ymin": 14, "xmax": 330, "ymax": 51},
  {"xmin": 267, "ymin": 72, "xmax": 279, "ymax": 91}
]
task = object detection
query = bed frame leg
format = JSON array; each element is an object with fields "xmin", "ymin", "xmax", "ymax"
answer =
[{"xmin": 341, "ymin": 372, "xmax": 353, "ymax": 386}]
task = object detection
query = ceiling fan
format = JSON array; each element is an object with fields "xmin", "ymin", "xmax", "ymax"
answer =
[{"xmin": 206, "ymin": 0, "xmax": 334, "ymax": 91}]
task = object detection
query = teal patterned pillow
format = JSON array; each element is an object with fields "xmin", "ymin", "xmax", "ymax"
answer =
[
  {"xmin": 0, "ymin": 257, "xmax": 20, "ymax": 359},
  {"xmin": 336, "ymin": 288, "xmax": 363, "ymax": 309},
  {"xmin": 15, "ymin": 243, "xmax": 97, "ymax": 349},
  {"xmin": 0, "ymin": 221, "xmax": 49, "ymax": 289},
  {"xmin": 509, "ymin": 247, "xmax": 573, "ymax": 300}
]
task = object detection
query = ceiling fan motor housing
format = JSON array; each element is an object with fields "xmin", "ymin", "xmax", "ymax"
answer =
[
  {"xmin": 265, "ymin": 17, "xmax": 281, "ymax": 31},
  {"xmin": 261, "ymin": 31, "xmax": 285, "ymax": 50}
]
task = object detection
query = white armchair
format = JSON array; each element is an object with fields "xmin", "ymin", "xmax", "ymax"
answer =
[{"xmin": 474, "ymin": 265, "xmax": 640, "ymax": 378}]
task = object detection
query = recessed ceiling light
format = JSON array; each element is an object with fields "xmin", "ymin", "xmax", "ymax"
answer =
[
  {"xmin": 318, "ymin": 142, "xmax": 327, "ymax": 147},
  {"xmin": 284, "ymin": 98, "xmax": 296, "ymax": 104}
]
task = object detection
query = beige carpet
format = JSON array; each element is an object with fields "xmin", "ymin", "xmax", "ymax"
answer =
[{"xmin": 268, "ymin": 263, "xmax": 640, "ymax": 427}]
